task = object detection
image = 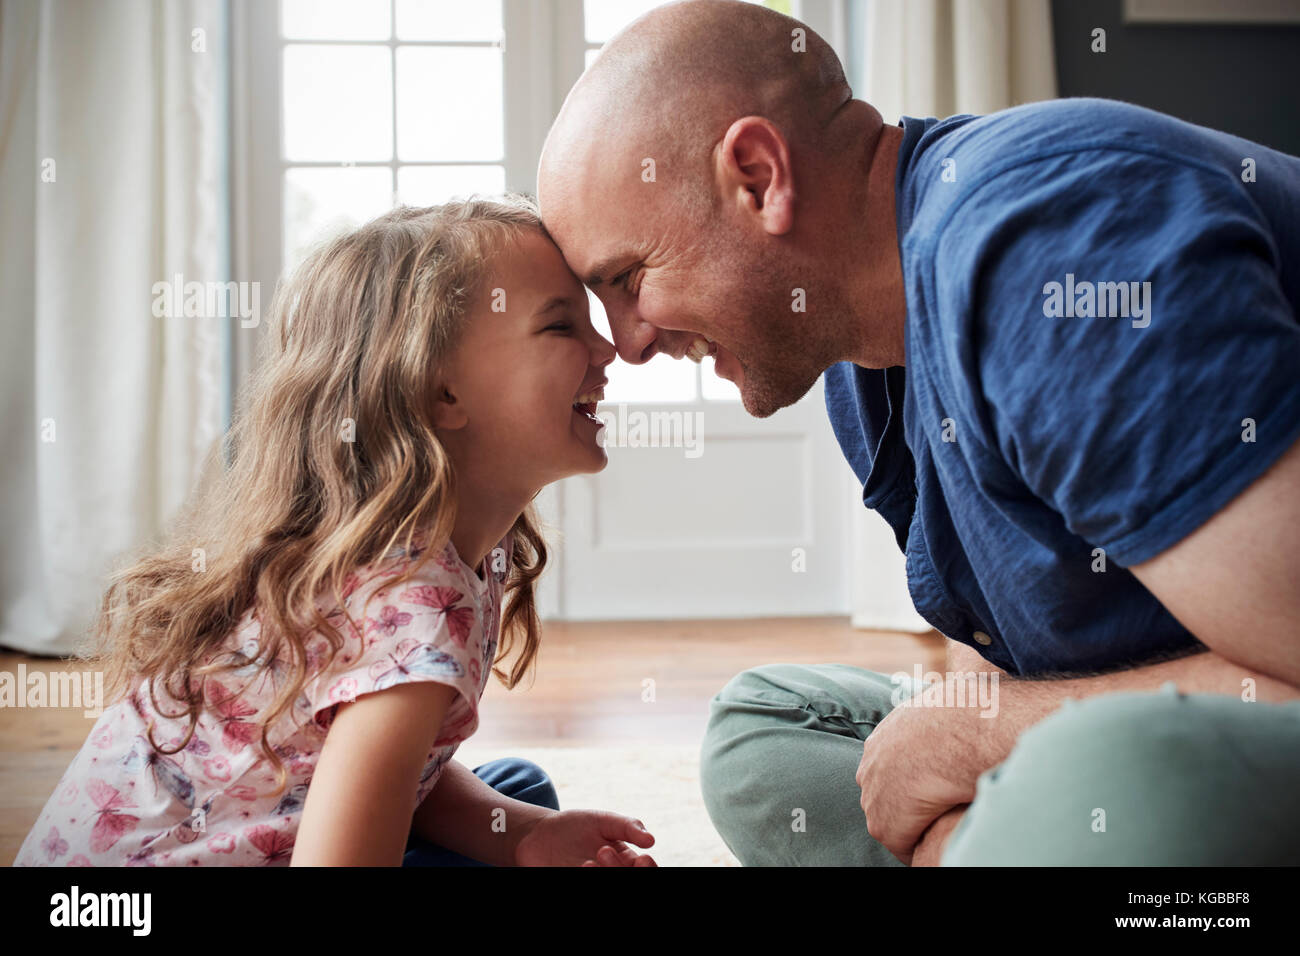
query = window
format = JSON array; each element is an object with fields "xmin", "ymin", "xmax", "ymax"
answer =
[{"xmin": 278, "ymin": 0, "xmax": 507, "ymax": 270}]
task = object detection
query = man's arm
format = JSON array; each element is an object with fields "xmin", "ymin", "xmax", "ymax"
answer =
[
  {"xmin": 970, "ymin": 646, "xmax": 1298, "ymax": 775},
  {"xmin": 914, "ymin": 636, "xmax": 1296, "ymax": 865},
  {"xmin": 946, "ymin": 637, "xmax": 1003, "ymax": 674},
  {"xmin": 879, "ymin": 645, "xmax": 1298, "ymax": 866},
  {"xmin": 939, "ymin": 432, "xmax": 1300, "ymax": 771},
  {"xmin": 869, "ymin": 434, "xmax": 1300, "ymax": 864},
  {"xmin": 978, "ymin": 431, "xmax": 1300, "ymax": 766}
]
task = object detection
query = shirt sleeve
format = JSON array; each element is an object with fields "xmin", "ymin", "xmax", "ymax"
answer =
[
  {"xmin": 303, "ymin": 558, "xmax": 486, "ymax": 747},
  {"xmin": 932, "ymin": 149, "xmax": 1300, "ymax": 568}
]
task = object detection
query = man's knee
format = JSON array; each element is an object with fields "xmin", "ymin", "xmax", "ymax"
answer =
[
  {"xmin": 944, "ymin": 685, "xmax": 1300, "ymax": 864},
  {"xmin": 700, "ymin": 665, "xmax": 813, "ymax": 811},
  {"xmin": 699, "ymin": 663, "xmax": 907, "ymax": 866},
  {"xmin": 711, "ymin": 663, "xmax": 827, "ymax": 709},
  {"xmin": 706, "ymin": 663, "xmax": 902, "ymax": 730}
]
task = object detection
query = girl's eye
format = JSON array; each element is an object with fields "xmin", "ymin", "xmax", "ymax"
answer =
[{"xmin": 545, "ymin": 320, "xmax": 573, "ymax": 333}]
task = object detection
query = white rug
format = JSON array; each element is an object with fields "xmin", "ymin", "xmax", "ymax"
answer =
[{"xmin": 453, "ymin": 742, "xmax": 740, "ymax": 867}]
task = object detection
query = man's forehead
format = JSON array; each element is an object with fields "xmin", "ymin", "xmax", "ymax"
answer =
[{"xmin": 543, "ymin": 183, "xmax": 646, "ymax": 287}]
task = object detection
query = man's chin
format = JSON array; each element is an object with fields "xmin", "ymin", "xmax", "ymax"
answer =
[
  {"xmin": 740, "ymin": 388, "xmax": 784, "ymax": 419},
  {"xmin": 739, "ymin": 373, "xmax": 817, "ymax": 419},
  {"xmin": 713, "ymin": 348, "xmax": 817, "ymax": 419}
]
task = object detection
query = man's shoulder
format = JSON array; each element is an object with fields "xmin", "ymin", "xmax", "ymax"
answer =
[
  {"xmin": 902, "ymin": 97, "xmax": 1265, "ymax": 217},
  {"xmin": 913, "ymin": 97, "xmax": 1206, "ymax": 165},
  {"xmin": 899, "ymin": 98, "xmax": 1285, "ymax": 280}
]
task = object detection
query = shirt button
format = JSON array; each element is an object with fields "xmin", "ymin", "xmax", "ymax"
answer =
[{"xmin": 972, "ymin": 630, "xmax": 993, "ymax": 646}]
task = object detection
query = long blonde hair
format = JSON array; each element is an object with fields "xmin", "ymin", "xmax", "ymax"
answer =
[{"xmin": 87, "ymin": 195, "xmax": 549, "ymax": 794}]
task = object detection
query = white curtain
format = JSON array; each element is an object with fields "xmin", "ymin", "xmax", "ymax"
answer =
[
  {"xmin": 0, "ymin": 0, "xmax": 230, "ymax": 656},
  {"xmin": 865, "ymin": 0, "xmax": 1058, "ymax": 123},
  {"xmin": 848, "ymin": 0, "xmax": 1058, "ymax": 632}
]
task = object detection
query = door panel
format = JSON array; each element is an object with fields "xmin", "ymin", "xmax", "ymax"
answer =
[{"xmin": 553, "ymin": 380, "xmax": 851, "ymax": 619}]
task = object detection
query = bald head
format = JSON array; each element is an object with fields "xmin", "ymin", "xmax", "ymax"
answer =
[{"xmin": 541, "ymin": 0, "xmax": 852, "ymax": 221}]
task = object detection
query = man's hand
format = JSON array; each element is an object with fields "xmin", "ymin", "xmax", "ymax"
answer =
[
  {"xmin": 856, "ymin": 647, "xmax": 1002, "ymax": 866},
  {"xmin": 911, "ymin": 805, "xmax": 968, "ymax": 867},
  {"xmin": 859, "ymin": 648, "xmax": 1299, "ymax": 867},
  {"xmin": 856, "ymin": 687, "xmax": 990, "ymax": 866}
]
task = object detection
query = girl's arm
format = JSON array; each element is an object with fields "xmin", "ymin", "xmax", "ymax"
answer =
[
  {"xmin": 410, "ymin": 759, "xmax": 557, "ymax": 867},
  {"xmin": 291, "ymin": 681, "xmax": 458, "ymax": 866}
]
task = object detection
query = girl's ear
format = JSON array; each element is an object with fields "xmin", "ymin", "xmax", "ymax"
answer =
[{"xmin": 432, "ymin": 384, "xmax": 469, "ymax": 430}]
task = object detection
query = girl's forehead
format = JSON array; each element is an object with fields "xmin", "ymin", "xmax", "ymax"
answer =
[{"xmin": 483, "ymin": 231, "xmax": 586, "ymax": 306}]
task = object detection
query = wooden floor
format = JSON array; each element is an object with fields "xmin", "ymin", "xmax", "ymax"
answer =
[{"xmin": 0, "ymin": 618, "xmax": 943, "ymax": 865}]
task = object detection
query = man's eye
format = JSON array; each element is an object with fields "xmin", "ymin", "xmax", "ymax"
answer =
[{"xmin": 613, "ymin": 269, "xmax": 635, "ymax": 290}]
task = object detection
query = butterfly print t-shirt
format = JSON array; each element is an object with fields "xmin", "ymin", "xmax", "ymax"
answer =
[{"xmin": 14, "ymin": 531, "xmax": 507, "ymax": 866}]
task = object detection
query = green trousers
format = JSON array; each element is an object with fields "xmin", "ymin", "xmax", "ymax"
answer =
[{"xmin": 699, "ymin": 663, "xmax": 1300, "ymax": 865}]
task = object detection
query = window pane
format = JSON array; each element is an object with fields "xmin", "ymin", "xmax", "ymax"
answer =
[
  {"xmin": 283, "ymin": 167, "xmax": 394, "ymax": 271},
  {"xmin": 283, "ymin": 45, "xmax": 392, "ymax": 161},
  {"xmin": 396, "ymin": 165, "xmax": 506, "ymax": 205},
  {"xmin": 584, "ymin": 0, "xmax": 672, "ymax": 43},
  {"xmin": 587, "ymin": 290, "xmax": 697, "ymax": 402},
  {"xmin": 281, "ymin": 0, "xmax": 391, "ymax": 40},
  {"xmin": 700, "ymin": 356, "xmax": 742, "ymax": 401},
  {"xmin": 396, "ymin": 47, "xmax": 503, "ymax": 161},
  {"xmin": 396, "ymin": 0, "xmax": 503, "ymax": 41}
]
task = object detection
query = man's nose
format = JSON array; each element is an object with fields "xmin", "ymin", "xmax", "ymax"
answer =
[
  {"xmin": 605, "ymin": 302, "xmax": 660, "ymax": 366},
  {"xmin": 589, "ymin": 327, "xmax": 617, "ymax": 369}
]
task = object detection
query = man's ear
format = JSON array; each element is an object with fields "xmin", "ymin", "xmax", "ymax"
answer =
[
  {"xmin": 431, "ymin": 383, "xmax": 469, "ymax": 430},
  {"xmin": 715, "ymin": 116, "xmax": 795, "ymax": 236}
]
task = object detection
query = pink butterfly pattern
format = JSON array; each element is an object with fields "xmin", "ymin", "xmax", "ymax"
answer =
[
  {"xmin": 14, "ymin": 533, "xmax": 509, "ymax": 867},
  {"xmin": 367, "ymin": 604, "xmax": 413, "ymax": 640},
  {"xmin": 206, "ymin": 681, "xmax": 260, "ymax": 754},
  {"xmin": 86, "ymin": 779, "xmax": 140, "ymax": 854},
  {"xmin": 402, "ymin": 585, "xmax": 476, "ymax": 647},
  {"xmin": 245, "ymin": 824, "xmax": 295, "ymax": 864},
  {"xmin": 41, "ymin": 826, "xmax": 68, "ymax": 862}
]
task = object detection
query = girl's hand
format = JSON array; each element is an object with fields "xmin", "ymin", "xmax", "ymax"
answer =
[{"xmin": 513, "ymin": 810, "xmax": 657, "ymax": 867}]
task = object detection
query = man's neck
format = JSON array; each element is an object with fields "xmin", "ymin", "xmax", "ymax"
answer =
[{"xmin": 845, "ymin": 119, "xmax": 907, "ymax": 369}]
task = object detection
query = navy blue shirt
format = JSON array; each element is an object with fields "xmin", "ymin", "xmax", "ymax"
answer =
[{"xmin": 825, "ymin": 98, "xmax": 1300, "ymax": 677}]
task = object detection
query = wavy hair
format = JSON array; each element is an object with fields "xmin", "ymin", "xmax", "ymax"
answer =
[{"xmin": 84, "ymin": 195, "xmax": 550, "ymax": 795}]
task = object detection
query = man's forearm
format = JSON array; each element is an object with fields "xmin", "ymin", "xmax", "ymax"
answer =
[
  {"xmin": 969, "ymin": 646, "xmax": 1300, "ymax": 772},
  {"xmin": 946, "ymin": 637, "xmax": 1005, "ymax": 674},
  {"xmin": 410, "ymin": 759, "xmax": 556, "ymax": 866}
]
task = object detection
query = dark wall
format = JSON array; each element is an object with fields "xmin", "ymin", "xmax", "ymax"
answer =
[{"xmin": 1051, "ymin": 0, "xmax": 1300, "ymax": 156}]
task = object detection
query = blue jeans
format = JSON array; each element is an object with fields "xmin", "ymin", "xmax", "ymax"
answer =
[{"xmin": 402, "ymin": 758, "xmax": 560, "ymax": 866}]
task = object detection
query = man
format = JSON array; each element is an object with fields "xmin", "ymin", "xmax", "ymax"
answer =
[{"xmin": 537, "ymin": 0, "xmax": 1300, "ymax": 865}]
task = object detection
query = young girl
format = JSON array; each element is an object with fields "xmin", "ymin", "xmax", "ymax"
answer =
[{"xmin": 15, "ymin": 196, "xmax": 656, "ymax": 867}]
